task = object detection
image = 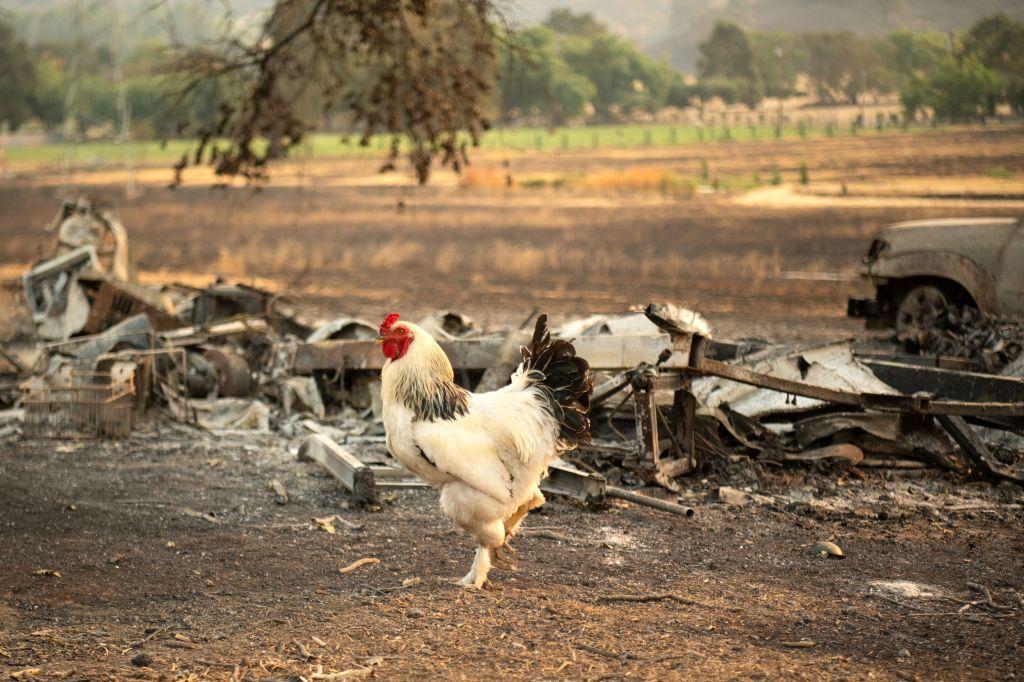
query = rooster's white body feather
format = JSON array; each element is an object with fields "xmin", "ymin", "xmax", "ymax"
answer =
[{"xmin": 382, "ymin": 325, "xmax": 561, "ymax": 516}]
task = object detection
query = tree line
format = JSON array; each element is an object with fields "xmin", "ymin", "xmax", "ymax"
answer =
[
  {"xmin": 690, "ymin": 14, "xmax": 1024, "ymax": 121},
  {"xmin": 1, "ymin": 8, "xmax": 1021, "ymax": 141},
  {"xmin": 500, "ymin": 10, "xmax": 1024, "ymax": 125},
  {"xmin": 0, "ymin": 19, "xmax": 202, "ymax": 139}
]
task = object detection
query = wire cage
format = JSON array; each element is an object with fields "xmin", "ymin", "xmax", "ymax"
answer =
[{"xmin": 22, "ymin": 371, "xmax": 136, "ymax": 438}]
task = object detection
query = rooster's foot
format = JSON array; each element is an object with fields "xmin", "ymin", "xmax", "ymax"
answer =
[
  {"xmin": 457, "ymin": 574, "xmax": 494, "ymax": 590},
  {"xmin": 492, "ymin": 544, "xmax": 518, "ymax": 571}
]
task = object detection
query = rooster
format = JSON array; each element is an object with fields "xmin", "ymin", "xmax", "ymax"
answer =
[{"xmin": 377, "ymin": 313, "xmax": 592, "ymax": 588}]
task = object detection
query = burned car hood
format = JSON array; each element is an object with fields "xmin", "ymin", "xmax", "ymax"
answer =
[{"xmin": 873, "ymin": 217, "xmax": 1020, "ymax": 270}]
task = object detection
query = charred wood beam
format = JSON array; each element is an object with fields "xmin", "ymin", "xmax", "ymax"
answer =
[
  {"xmin": 935, "ymin": 415, "xmax": 1024, "ymax": 485},
  {"xmin": 298, "ymin": 434, "xmax": 377, "ymax": 504}
]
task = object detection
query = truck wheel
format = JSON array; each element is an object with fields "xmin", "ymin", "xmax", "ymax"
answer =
[{"xmin": 895, "ymin": 285, "xmax": 950, "ymax": 335}]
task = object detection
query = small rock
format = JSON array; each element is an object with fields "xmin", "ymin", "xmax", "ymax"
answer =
[
  {"xmin": 898, "ymin": 648, "xmax": 911, "ymax": 659},
  {"xmin": 406, "ymin": 608, "xmax": 425, "ymax": 618},
  {"xmin": 810, "ymin": 541, "xmax": 844, "ymax": 559},
  {"xmin": 269, "ymin": 479, "xmax": 288, "ymax": 505},
  {"xmin": 131, "ymin": 652, "xmax": 153, "ymax": 667}
]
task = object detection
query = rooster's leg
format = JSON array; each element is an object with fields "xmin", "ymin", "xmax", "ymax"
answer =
[
  {"xmin": 459, "ymin": 520, "xmax": 504, "ymax": 589},
  {"xmin": 496, "ymin": 489, "xmax": 545, "ymax": 564},
  {"xmin": 459, "ymin": 546, "xmax": 493, "ymax": 589},
  {"xmin": 439, "ymin": 482, "xmax": 506, "ymax": 588}
]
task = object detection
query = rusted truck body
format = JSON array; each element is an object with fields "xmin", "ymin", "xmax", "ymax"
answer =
[{"xmin": 848, "ymin": 217, "xmax": 1024, "ymax": 330}]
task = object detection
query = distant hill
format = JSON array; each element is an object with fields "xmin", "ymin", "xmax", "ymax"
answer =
[{"xmin": 4, "ymin": 0, "xmax": 1023, "ymax": 70}]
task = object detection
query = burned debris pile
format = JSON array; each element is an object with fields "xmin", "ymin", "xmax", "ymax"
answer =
[
  {"xmin": 2, "ymin": 201, "xmax": 1023, "ymax": 514},
  {"xmin": 899, "ymin": 303, "xmax": 1024, "ymax": 374},
  {"xmin": 564, "ymin": 308, "xmax": 1024, "ymax": 499}
]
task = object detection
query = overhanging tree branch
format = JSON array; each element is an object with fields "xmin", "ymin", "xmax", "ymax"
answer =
[{"xmin": 167, "ymin": 0, "xmax": 500, "ymax": 186}]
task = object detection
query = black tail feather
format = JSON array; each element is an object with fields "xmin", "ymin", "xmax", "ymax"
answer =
[{"xmin": 521, "ymin": 314, "xmax": 593, "ymax": 447}]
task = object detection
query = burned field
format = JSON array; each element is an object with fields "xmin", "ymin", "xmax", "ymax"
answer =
[
  {"xmin": 3, "ymin": 126, "xmax": 1024, "ymax": 338},
  {"xmin": 1, "ymin": 127, "xmax": 1024, "ymax": 680}
]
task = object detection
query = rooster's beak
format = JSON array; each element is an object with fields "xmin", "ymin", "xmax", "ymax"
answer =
[{"xmin": 374, "ymin": 335, "xmax": 385, "ymax": 345}]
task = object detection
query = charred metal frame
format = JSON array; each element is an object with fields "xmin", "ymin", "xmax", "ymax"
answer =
[
  {"xmin": 624, "ymin": 330, "xmax": 1024, "ymax": 486},
  {"xmin": 623, "ymin": 365, "xmax": 696, "ymax": 491}
]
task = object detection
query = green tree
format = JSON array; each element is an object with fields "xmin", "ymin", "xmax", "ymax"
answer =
[
  {"xmin": 561, "ymin": 33, "xmax": 673, "ymax": 119},
  {"xmin": 543, "ymin": 9, "xmax": 605, "ymax": 37},
  {"xmin": 0, "ymin": 17, "xmax": 38, "ymax": 130},
  {"xmin": 923, "ymin": 56, "xmax": 1001, "ymax": 122},
  {"xmin": 697, "ymin": 21, "xmax": 762, "ymax": 107},
  {"xmin": 691, "ymin": 77, "xmax": 744, "ymax": 106},
  {"xmin": 961, "ymin": 14, "xmax": 1024, "ymax": 74},
  {"xmin": 882, "ymin": 30, "xmax": 950, "ymax": 80},
  {"xmin": 802, "ymin": 31, "xmax": 888, "ymax": 104},
  {"xmin": 30, "ymin": 55, "xmax": 67, "ymax": 130},
  {"xmin": 899, "ymin": 73, "xmax": 931, "ymax": 120},
  {"xmin": 665, "ymin": 80, "xmax": 693, "ymax": 107},
  {"xmin": 698, "ymin": 21, "xmax": 757, "ymax": 81},
  {"xmin": 499, "ymin": 26, "xmax": 595, "ymax": 124},
  {"xmin": 961, "ymin": 14, "xmax": 1024, "ymax": 115},
  {"xmin": 749, "ymin": 31, "xmax": 808, "ymax": 98},
  {"xmin": 127, "ymin": 76, "xmax": 188, "ymax": 138}
]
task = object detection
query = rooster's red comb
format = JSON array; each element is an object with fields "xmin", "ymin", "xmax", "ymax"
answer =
[{"xmin": 379, "ymin": 313, "xmax": 400, "ymax": 336}]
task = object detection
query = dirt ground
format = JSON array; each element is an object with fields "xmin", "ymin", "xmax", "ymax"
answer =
[
  {"xmin": 2, "ymin": 126, "xmax": 1024, "ymax": 680},
  {"xmin": 1, "ymin": 426, "xmax": 1022, "ymax": 681}
]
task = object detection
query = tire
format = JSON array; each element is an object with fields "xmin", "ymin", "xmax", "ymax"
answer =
[
  {"xmin": 894, "ymin": 284, "xmax": 951, "ymax": 335},
  {"xmin": 202, "ymin": 348, "xmax": 254, "ymax": 397}
]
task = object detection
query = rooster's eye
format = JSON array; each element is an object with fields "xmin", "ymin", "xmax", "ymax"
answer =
[{"xmin": 395, "ymin": 328, "xmax": 405, "ymax": 335}]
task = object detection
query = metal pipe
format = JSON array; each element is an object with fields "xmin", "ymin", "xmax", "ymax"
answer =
[{"xmin": 605, "ymin": 486, "xmax": 695, "ymax": 518}]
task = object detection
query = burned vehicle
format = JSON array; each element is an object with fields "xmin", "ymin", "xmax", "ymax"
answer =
[{"xmin": 848, "ymin": 217, "xmax": 1024, "ymax": 332}]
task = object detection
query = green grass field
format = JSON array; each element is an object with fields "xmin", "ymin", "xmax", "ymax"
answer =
[{"xmin": 5, "ymin": 120, "xmax": 925, "ymax": 168}]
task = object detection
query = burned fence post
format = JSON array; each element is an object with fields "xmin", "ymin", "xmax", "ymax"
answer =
[{"xmin": 671, "ymin": 376, "xmax": 698, "ymax": 474}]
